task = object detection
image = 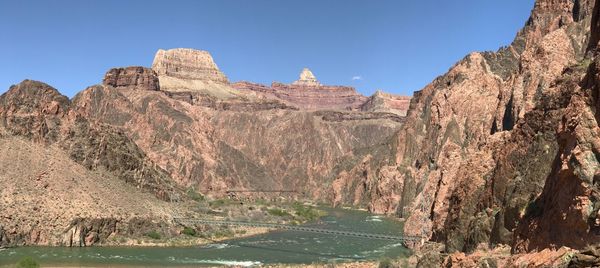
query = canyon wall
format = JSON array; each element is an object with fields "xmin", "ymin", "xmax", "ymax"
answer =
[
  {"xmin": 356, "ymin": 0, "xmax": 600, "ymax": 254},
  {"xmin": 72, "ymin": 72, "xmax": 402, "ymax": 203}
]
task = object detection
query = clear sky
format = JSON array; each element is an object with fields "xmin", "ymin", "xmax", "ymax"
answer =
[{"xmin": 0, "ymin": 0, "xmax": 534, "ymax": 97}]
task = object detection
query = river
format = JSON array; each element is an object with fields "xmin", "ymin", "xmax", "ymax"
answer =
[{"xmin": 0, "ymin": 208, "xmax": 411, "ymax": 267}]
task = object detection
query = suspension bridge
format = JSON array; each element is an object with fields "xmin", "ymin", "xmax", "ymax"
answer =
[{"xmin": 173, "ymin": 218, "xmax": 424, "ymax": 243}]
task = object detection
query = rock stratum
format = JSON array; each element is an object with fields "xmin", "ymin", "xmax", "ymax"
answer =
[{"xmin": 103, "ymin": 66, "xmax": 160, "ymax": 91}]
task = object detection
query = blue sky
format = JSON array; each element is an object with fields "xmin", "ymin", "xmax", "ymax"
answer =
[{"xmin": 0, "ymin": 0, "xmax": 534, "ymax": 97}]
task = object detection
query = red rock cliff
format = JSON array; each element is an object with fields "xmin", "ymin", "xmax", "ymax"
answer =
[{"xmin": 349, "ymin": 0, "xmax": 598, "ymax": 254}]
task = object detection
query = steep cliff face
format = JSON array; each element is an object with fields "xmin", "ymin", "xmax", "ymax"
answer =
[
  {"xmin": 353, "ymin": 0, "xmax": 598, "ymax": 253},
  {"xmin": 152, "ymin": 48, "xmax": 228, "ymax": 84},
  {"xmin": 103, "ymin": 66, "xmax": 160, "ymax": 91},
  {"xmin": 151, "ymin": 48, "xmax": 239, "ymax": 99},
  {"xmin": 512, "ymin": 6, "xmax": 600, "ymax": 250},
  {"xmin": 421, "ymin": 2, "xmax": 600, "ymax": 261}
]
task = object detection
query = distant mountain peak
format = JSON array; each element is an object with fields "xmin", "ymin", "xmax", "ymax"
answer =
[{"xmin": 293, "ymin": 68, "xmax": 320, "ymax": 86}]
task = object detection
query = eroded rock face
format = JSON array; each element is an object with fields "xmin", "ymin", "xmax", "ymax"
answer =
[
  {"xmin": 0, "ymin": 80, "xmax": 177, "ymax": 201},
  {"xmin": 151, "ymin": 48, "xmax": 238, "ymax": 98},
  {"xmin": 337, "ymin": 0, "xmax": 600, "ymax": 254},
  {"xmin": 72, "ymin": 84, "xmax": 403, "ymax": 202},
  {"xmin": 511, "ymin": 26, "xmax": 600, "ymax": 252},
  {"xmin": 152, "ymin": 48, "xmax": 228, "ymax": 83},
  {"xmin": 0, "ymin": 80, "xmax": 70, "ymax": 142},
  {"xmin": 0, "ymin": 81, "xmax": 185, "ymax": 247},
  {"xmin": 232, "ymin": 81, "xmax": 370, "ymax": 110},
  {"xmin": 103, "ymin": 66, "xmax": 159, "ymax": 91}
]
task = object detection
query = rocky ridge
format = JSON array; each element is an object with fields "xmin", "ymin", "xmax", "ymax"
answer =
[
  {"xmin": 0, "ymin": 80, "xmax": 186, "ymax": 247},
  {"xmin": 74, "ymin": 76, "xmax": 403, "ymax": 200},
  {"xmin": 232, "ymin": 68, "xmax": 372, "ymax": 111},
  {"xmin": 360, "ymin": 90, "xmax": 412, "ymax": 116}
]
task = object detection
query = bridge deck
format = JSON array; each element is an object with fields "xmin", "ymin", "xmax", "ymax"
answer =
[{"xmin": 174, "ymin": 218, "xmax": 423, "ymax": 242}]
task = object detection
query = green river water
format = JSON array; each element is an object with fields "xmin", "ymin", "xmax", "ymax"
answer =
[{"xmin": 0, "ymin": 208, "xmax": 411, "ymax": 267}]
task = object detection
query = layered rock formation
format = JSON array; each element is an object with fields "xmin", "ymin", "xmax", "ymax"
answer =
[
  {"xmin": 360, "ymin": 90, "xmax": 412, "ymax": 116},
  {"xmin": 152, "ymin": 48, "xmax": 228, "ymax": 83},
  {"xmin": 232, "ymin": 68, "xmax": 374, "ymax": 111},
  {"xmin": 103, "ymin": 66, "xmax": 159, "ymax": 91},
  {"xmin": 151, "ymin": 48, "xmax": 238, "ymax": 98},
  {"xmin": 151, "ymin": 49, "xmax": 410, "ymax": 112}
]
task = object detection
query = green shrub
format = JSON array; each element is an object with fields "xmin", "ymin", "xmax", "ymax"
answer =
[
  {"xmin": 209, "ymin": 199, "xmax": 232, "ymax": 207},
  {"xmin": 145, "ymin": 230, "xmax": 161, "ymax": 240},
  {"xmin": 213, "ymin": 229, "xmax": 235, "ymax": 238},
  {"xmin": 182, "ymin": 227, "xmax": 197, "ymax": 236},
  {"xmin": 16, "ymin": 256, "xmax": 40, "ymax": 268},
  {"xmin": 267, "ymin": 208, "xmax": 290, "ymax": 217},
  {"xmin": 186, "ymin": 188, "xmax": 205, "ymax": 202},
  {"xmin": 577, "ymin": 58, "xmax": 593, "ymax": 70},
  {"xmin": 292, "ymin": 202, "xmax": 324, "ymax": 221}
]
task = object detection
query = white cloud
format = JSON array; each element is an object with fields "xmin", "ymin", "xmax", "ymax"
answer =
[{"xmin": 351, "ymin": 76, "xmax": 362, "ymax": 81}]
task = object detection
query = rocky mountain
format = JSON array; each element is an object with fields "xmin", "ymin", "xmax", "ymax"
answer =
[
  {"xmin": 0, "ymin": 80, "xmax": 184, "ymax": 246},
  {"xmin": 56, "ymin": 47, "xmax": 409, "ymax": 205},
  {"xmin": 71, "ymin": 64, "xmax": 405, "ymax": 203},
  {"xmin": 340, "ymin": 0, "xmax": 600, "ymax": 258},
  {"xmin": 103, "ymin": 66, "xmax": 160, "ymax": 91}
]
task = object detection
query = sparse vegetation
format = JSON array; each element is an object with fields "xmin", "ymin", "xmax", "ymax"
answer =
[
  {"xmin": 577, "ymin": 58, "xmax": 593, "ymax": 70},
  {"xmin": 292, "ymin": 202, "xmax": 325, "ymax": 221},
  {"xmin": 267, "ymin": 208, "xmax": 291, "ymax": 217},
  {"xmin": 145, "ymin": 230, "xmax": 161, "ymax": 240},
  {"xmin": 186, "ymin": 188, "xmax": 205, "ymax": 202},
  {"xmin": 16, "ymin": 256, "xmax": 40, "ymax": 268},
  {"xmin": 182, "ymin": 226, "xmax": 197, "ymax": 236},
  {"xmin": 209, "ymin": 198, "xmax": 234, "ymax": 207},
  {"xmin": 213, "ymin": 228, "xmax": 235, "ymax": 238}
]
